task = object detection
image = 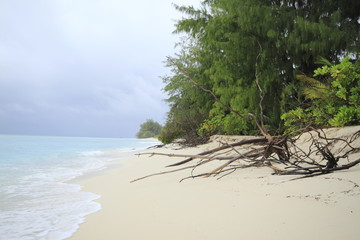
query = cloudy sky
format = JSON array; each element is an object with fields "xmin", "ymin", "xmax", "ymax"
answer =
[{"xmin": 0, "ymin": 0, "xmax": 199, "ymax": 137}]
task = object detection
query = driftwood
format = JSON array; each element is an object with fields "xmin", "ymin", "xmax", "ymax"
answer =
[
  {"xmin": 131, "ymin": 127, "xmax": 360, "ymax": 183},
  {"xmin": 134, "ymin": 54, "xmax": 360, "ymax": 183}
]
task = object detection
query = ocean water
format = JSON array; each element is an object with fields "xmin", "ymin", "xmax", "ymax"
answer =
[{"xmin": 0, "ymin": 135, "xmax": 160, "ymax": 240}]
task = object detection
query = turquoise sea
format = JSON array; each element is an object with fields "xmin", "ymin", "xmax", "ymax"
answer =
[{"xmin": 0, "ymin": 135, "xmax": 160, "ymax": 240}]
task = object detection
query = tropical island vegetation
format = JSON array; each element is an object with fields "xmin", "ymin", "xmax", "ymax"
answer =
[
  {"xmin": 157, "ymin": 0, "xmax": 359, "ymax": 145},
  {"xmin": 136, "ymin": 119, "xmax": 162, "ymax": 138},
  {"xmin": 131, "ymin": 0, "xmax": 360, "ymax": 181}
]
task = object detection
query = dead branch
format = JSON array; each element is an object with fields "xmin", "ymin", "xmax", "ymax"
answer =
[
  {"xmin": 131, "ymin": 128, "xmax": 360, "ymax": 183},
  {"xmin": 132, "ymin": 58, "xmax": 360, "ymax": 183},
  {"xmin": 166, "ymin": 137, "xmax": 267, "ymax": 167},
  {"xmin": 255, "ymin": 40, "xmax": 265, "ymax": 127},
  {"xmin": 137, "ymin": 152, "xmax": 232, "ymax": 160}
]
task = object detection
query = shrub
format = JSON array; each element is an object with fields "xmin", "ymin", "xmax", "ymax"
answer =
[
  {"xmin": 136, "ymin": 119, "xmax": 162, "ymax": 138},
  {"xmin": 281, "ymin": 56, "xmax": 360, "ymax": 132}
]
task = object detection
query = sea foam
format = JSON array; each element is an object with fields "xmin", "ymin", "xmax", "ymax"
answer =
[{"xmin": 0, "ymin": 135, "xmax": 159, "ymax": 240}]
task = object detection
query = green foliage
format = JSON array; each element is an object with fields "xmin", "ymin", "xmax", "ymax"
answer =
[
  {"xmin": 328, "ymin": 106, "xmax": 360, "ymax": 127},
  {"xmin": 198, "ymin": 110, "xmax": 254, "ymax": 136},
  {"xmin": 317, "ymin": 57, "xmax": 360, "ymax": 126},
  {"xmin": 136, "ymin": 119, "xmax": 162, "ymax": 138},
  {"xmin": 160, "ymin": 0, "xmax": 360, "ymax": 143},
  {"xmin": 198, "ymin": 114, "xmax": 225, "ymax": 137},
  {"xmin": 296, "ymin": 74, "xmax": 331, "ymax": 100},
  {"xmin": 157, "ymin": 100, "xmax": 210, "ymax": 145},
  {"xmin": 280, "ymin": 107, "xmax": 309, "ymax": 133},
  {"xmin": 281, "ymin": 57, "xmax": 360, "ymax": 131},
  {"xmin": 158, "ymin": 111, "xmax": 209, "ymax": 145},
  {"xmin": 158, "ymin": 41, "xmax": 214, "ymax": 144}
]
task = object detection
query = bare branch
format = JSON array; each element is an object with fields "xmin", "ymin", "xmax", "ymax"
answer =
[{"xmin": 131, "ymin": 127, "xmax": 360, "ymax": 183}]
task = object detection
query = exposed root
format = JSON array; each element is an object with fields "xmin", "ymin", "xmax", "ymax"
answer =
[{"xmin": 131, "ymin": 127, "xmax": 360, "ymax": 183}]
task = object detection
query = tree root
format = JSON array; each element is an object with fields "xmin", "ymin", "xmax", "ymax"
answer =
[{"xmin": 131, "ymin": 127, "xmax": 360, "ymax": 183}]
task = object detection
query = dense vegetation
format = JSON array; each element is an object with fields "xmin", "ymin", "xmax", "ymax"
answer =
[
  {"xmin": 159, "ymin": 0, "xmax": 359, "ymax": 144},
  {"xmin": 282, "ymin": 57, "xmax": 360, "ymax": 132},
  {"xmin": 136, "ymin": 119, "xmax": 162, "ymax": 138}
]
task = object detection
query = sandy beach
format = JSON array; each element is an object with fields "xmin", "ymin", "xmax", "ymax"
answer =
[{"xmin": 70, "ymin": 126, "xmax": 360, "ymax": 240}]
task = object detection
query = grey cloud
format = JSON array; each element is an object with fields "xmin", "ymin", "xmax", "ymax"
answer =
[{"xmin": 0, "ymin": 0, "xmax": 199, "ymax": 137}]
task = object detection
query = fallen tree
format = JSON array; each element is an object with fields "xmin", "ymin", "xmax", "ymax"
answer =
[
  {"xmin": 131, "ymin": 126, "xmax": 360, "ymax": 183},
  {"xmin": 132, "ymin": 52, "xmax": 360, "ymax": 183}
]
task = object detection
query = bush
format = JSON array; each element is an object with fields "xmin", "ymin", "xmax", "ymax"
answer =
[
  {"xmin": 136, "ymin": 119, "xmax": 162, "ymax": 138},
  {"xmin": 158, "ymin": 108, "xmax": 209, "ymax": 146},
  {"xmin": 281, "ymin": 56, "xmax": 360, "ymax": 132}
]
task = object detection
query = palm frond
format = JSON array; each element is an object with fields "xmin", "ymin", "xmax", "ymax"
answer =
[{"xmin": 296, "ymin": 74, "xmax": 331, "ymax": 100}]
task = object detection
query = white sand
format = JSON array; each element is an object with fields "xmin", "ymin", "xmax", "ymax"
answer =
[{"xmin": 70, "ymin": 126, "xmax": 360, "ymax": 240}]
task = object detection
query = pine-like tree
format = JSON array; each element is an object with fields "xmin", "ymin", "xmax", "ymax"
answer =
[{"xmin": 160, "ymin": 0, "xmax": 359, "ymax": 143}]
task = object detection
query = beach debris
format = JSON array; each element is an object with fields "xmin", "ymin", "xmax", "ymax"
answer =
[
  {"xmin": 132, "ymin": 56, "xmax": 359, "ymax": 183},
  {"xmin": 131, "ymin": 127, "xmax": 360, "ymax": 183}
]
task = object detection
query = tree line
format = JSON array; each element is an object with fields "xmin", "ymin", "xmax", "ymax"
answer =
[
  {"xmin": 156, "ymin": 0, "xmax": 359, "ymax": 145},
  {"xmin": 136, "ymin": 119, "xmax": 162, "ymax": 138}
]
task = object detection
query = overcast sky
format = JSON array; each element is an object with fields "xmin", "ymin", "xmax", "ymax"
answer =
[{"xmin": 0, "ymin": 0, "xmax": 199, "ymax": 138}]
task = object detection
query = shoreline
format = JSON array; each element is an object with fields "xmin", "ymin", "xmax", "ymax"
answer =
[
  {"xmin": 70, "ymin": 127, "xmax": 360, "ymax": 240},
  {"xmin": 70, "ymin": 138, "xmax": 161, "ymax": 184}
]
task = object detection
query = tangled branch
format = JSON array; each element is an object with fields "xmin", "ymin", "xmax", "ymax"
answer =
[
  {"xmin": 131, "ymin": 128, "xmax": 360, "ymax": 183},
  {"xmin": 139, "ymin": 55, "xmax": 360, "ymax": 183}
]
